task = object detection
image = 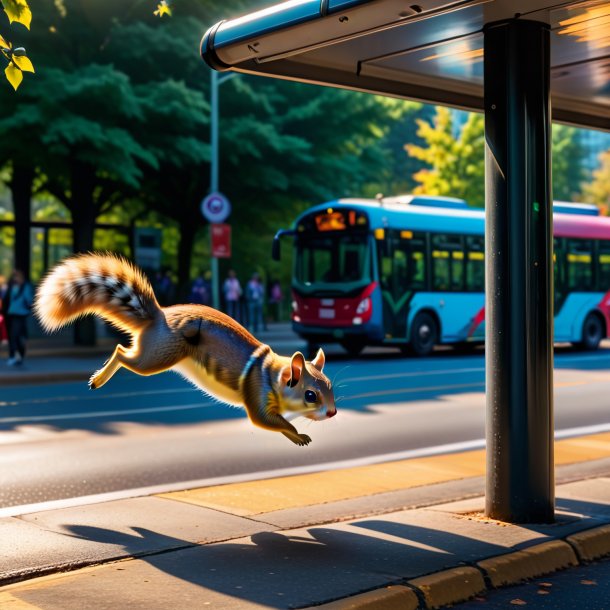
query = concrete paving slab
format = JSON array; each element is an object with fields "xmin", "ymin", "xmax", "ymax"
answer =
[
  {"xmin": 3, "ymin": 523, "xmax": 443, "ymax": 610},
  {"xmin": 260, "ymin": 476, "xmax": 485, "ymax": 530},
  {"xmin": 1, "ymin": 501, "xmax": 585, "ymax": 610},
  {"xmin": 0, "ymin": 517, "xmax": 83, "ymax": 584},
  {"xmin": 556, "ymin": 477, "xmax": 610, "ymax": 507},
  {"xmin": 3, "ymin": 497, "xmax": 271, "ymax": 585},
  {"xmin": 21, "ymin": 496, "xmax": 269, "ymax": 546}
]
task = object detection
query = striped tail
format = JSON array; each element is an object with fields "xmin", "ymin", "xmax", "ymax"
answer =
[{"xmin": 34, "ymin": 253, "xmax": 161, "ymax": 335}]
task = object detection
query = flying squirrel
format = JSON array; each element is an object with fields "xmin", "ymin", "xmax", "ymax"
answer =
[{"xmin": 34, "ymin": 253, "xmax": 336, "ymax": 446}]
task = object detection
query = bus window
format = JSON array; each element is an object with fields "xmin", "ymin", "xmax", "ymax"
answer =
[
  {"xmin": 432, "ymin": 234, "xmax": 464, "ymax": 291},
  {"xmin": 378, "ymin": 231, "xmax": 426, "ymax": 293},
  {"xmin": 466, "ymin": 236, "xmax": 485, "ymax": 291},
  {"xmin": 598, "ymin": 240, "xmax": 610, "ymax": 291},
  {"xmin": 566, "ymin": 239, "xmax": 593, "ymax": 291},
  {"xmin": 399, "ymin": 232, "xmax": 426, "ymax": 290},
  {"xmin": 295, "ymin": 234, "xmax": 370, "ymax": 287}
]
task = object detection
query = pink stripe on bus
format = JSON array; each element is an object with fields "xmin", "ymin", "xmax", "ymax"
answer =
[{"xmin": 553, "ymin": 213, "xmax": 610, "ymax": 240}]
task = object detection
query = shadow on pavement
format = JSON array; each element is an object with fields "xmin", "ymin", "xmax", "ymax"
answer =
[{"xmin": 60, "ymin": 517, "xmax": 542, "ymax": 609}]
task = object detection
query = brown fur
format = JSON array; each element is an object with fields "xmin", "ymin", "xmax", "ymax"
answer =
[{"xmin": 34, "ymin": 253, "xmax": 336, "ymax": 445}]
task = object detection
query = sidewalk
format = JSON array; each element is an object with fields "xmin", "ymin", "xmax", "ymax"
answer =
[
  {"xmin": 0, "ymin": 323, "xmax": 306, "ymax": 386},
  {"xmin": 1, "ymin": 437, "xmax": 609, "ymax": 609}
]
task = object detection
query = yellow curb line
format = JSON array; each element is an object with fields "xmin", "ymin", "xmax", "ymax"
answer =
[{"xmin": 159, "ymin": 432, "xmax": 610, "ymax": 516}]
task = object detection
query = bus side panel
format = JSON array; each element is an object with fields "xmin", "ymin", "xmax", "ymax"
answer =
[
  {"xmin": 407, "ymin": 293, "xmax": 485, "ymax": 344},
  {"xmin": 554, "ymin": 292, "xmax": 605, "ymax": 342}
]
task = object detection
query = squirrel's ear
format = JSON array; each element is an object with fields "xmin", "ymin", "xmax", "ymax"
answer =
[
  {"xmin": 289, "ymin": 351, "xmax": 306, "ymax": 385},
  {"xmin": 311, "ymin": 348, "xmax": 325, "ymax": 371}
]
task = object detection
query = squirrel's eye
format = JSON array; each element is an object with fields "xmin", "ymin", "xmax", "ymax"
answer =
[{"xmin": 304, "ymin": 390, "xmax": 317, "ymax": 403}]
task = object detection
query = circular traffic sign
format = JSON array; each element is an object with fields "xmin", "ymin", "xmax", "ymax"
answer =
[{"xmin": 201, "ymin": 192, "xmax": 231, "ymax": 223}]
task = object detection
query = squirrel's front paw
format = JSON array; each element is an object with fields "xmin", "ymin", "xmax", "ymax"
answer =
[
  {"xmin": 294, "ymin": 433, "xmax": 312, "ymax": 446},
  {"xmin": 88, "ymin": 373, "xmax": 99, "ymax": 390}
]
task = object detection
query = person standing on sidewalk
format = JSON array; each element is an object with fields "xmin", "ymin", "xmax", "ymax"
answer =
[
  {"xmin": 223, "ymin": 269, "xmax": 242, "ymax": 321},
  {"xmin": 3, "ymin": 269, "xmax": 33, "ymax": 366},
  {"xmin": 246, "ymin": 272, "xmax": 265, "ymax": 333}
]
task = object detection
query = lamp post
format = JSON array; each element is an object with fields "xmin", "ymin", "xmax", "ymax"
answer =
[{"xmin": 209, "ymin": 69, "xmax": 237, "ymax": 311}]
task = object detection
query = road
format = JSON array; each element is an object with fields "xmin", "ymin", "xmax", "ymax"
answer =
[{"xmin": 1, "ymin": 343, "xmax": 609, "ymax": 512}]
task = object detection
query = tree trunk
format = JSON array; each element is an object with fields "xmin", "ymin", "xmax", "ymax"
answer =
[
  {"xmin": 10, "ymin": 164, "xmax": 34, "ymax": 280},
  {"xmin": 70, "ymin": 161, "xmax": 97, "ymax": 345}
]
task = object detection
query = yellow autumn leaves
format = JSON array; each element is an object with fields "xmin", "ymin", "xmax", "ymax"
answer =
[
  {"xmin": 1, "ymin": 0, "xmax": 34, "ymax": 90},
  {"xmin": 1, "ymin": 0, "xmax": 171, "ymax": 91},
  {"xmin": 154, "ymin": 1, "xmax": 172, "ymax": 18}
]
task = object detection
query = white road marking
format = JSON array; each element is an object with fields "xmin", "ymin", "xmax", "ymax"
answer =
[
  {"xmin": 1, "ymin": 422, "xmax": 608, "ymax": 518},
  {"xmin": 340, "ymin": 367, "xmax": 485, "ymax": 384},
  {"xmin": 0, "ymin": 401, "xmax": 222, "ymax": 424},
  {"xmin": 0, "ymin": 386, "xmax": 197, "ymax": 408}
]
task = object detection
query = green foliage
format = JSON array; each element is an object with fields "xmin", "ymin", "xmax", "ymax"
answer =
[
  {"xmin": 0, "ymin": 0, "xmax": 408, "ymax": 297},
  {"xmin": 406, "ymin": 107, "xmax": 485, "ymax": 207},
  {"xmin": 552, "ymin": 125, "xmax": 586, "ymax": 202},
  {"xmin": 581, "ymin": 150, "xmax": 610, "ymax": 214}
]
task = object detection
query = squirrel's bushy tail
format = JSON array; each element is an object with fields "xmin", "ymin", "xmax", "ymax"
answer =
[{"xmin": 34, "ymin": 253, "xmax": 161, "ymax": 335}]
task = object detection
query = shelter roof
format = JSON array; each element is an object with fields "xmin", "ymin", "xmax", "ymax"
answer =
[{"xmin": 202, "ymin": 0, "xmax": 610, "ymax": 130}]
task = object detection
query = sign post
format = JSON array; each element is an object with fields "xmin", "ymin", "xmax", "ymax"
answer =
[
  {"xmin": 201, "ymin": 191, "xmax": 231, "ymax": 310},
  {"xmin": 211, "ymin": 223, "xmax": 231, "ymax": 258}
]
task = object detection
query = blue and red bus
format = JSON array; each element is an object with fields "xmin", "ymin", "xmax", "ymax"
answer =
[{"xmin": 273, "ymin": 195, "xmax": 610, "ymax": 355}]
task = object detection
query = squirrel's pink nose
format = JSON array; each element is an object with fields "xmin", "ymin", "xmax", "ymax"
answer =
[{"xmin": 327, "ymin": 409, "xmax": 336, "ymax": 418}]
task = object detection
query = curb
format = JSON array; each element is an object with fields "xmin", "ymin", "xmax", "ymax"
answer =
[
  {"xmin": 308, "ymin": 524, "xmax": 610, "ymax": 609},
  {"xmin": 477, "ymin": 540, "xmax": 577, "ymax": 587},
  {"xmin": 315, "ymin": 585, "xmax": 419, "ymax": 610},
  {"xmin": 566, "ymin": 524, "xmax": 610, "ymax": 562},
  {"xmin": 409, "ymin": 566, "xmax": 485, "ymax": 609}
]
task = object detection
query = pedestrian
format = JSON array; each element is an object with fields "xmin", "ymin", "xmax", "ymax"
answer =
[
  {"xmin": 246, "ymin": 272, "xmax": 265, "ymax": 333},
  {"xmin": 0, "ymin": 275, "xmax": 8, "ymax": 345},
  {"xmin": 155, "ymin": 268, "xmax": 176, "ymax": 306},
  {"xmin": 268, "ymin": 279, "xmax": 284, "ymax": 322},
  {"xmin": 223, "ymin": 269, "xmax": 242, "ymax": 321},
  {"xmin": 188, "ymin": 271, "xmax": 211, "ymax": 306},
  {"xmin": 3, "ymin": 269, "xmax": 33, "ymax": 366}
]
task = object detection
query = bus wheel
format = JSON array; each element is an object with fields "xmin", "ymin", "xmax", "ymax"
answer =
[
  {"xmin": 409, "ymin": 312, "xmax": 437, "ymax": 356},
  {"xmin": 578, "ymin": 313, "xmax": 604, "ymax": 351},
  {"xmin": 340, "ymin": 338, "xmax": 365, "ymax": 356}
]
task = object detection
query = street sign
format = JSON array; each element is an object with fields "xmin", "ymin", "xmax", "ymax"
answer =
[
  {"xmin": 201, "ymin": 192, "xmax": 231, "ymax": 223},
  {"xmin": 211, "ymin": 223, "xmax": 231, "ymax": 258}
]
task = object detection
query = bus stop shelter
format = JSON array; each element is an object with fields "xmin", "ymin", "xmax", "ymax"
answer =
[{"xmin": 201, "ymin": 0, "xmax": 610, "ymax": 523}]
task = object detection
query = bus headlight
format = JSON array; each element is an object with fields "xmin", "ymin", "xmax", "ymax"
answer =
[{"xmin": 356, "ymin": 297, "xmax": 371, "ymax": 315}]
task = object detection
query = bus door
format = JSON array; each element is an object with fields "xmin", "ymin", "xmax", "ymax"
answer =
[{"xmin": 377, "ymin": 229, "xmax": 426, "ymax": 341}]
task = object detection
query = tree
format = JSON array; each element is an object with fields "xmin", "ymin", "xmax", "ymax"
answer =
[
  {"xmin": 582, "ymin": 150, "xmax": 610, "ymax": 214},
  {"xmin": 552, "ymin": 125, "xmax": 586, "ymax": 202},
  {"xmin": 405, "ymin": 107, "xmax": 485, "ymax": 207}
]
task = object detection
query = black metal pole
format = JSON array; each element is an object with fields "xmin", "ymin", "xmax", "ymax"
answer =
[{"xmin": 484, "ymin": 19, "xmax": 554, "ymax": 523}]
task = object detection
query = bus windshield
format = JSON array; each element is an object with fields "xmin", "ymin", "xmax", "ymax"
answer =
[{"xmin": 294, "ymin": 233, "xmax": 371, "ymax": 294}]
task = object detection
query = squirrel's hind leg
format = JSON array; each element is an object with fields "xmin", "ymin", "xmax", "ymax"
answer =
[{"xmin": 90, "ymin": 344, "xmax": 128, "ymax": 389}]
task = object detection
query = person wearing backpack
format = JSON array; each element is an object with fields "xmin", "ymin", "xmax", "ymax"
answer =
[{"xmin": 3, "ymin": 269, "xmax": 33, "ymax": 366}]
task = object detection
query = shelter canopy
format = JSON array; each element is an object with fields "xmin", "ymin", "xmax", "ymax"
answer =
[{"xmin": 202, "ymin": 0, "xmax": 610, "ymax": 131}]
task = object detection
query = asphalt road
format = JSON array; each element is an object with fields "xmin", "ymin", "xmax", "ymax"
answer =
[{"xmin": 1, "ymin": 344, "xmax": 609, "ymax": 511}]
